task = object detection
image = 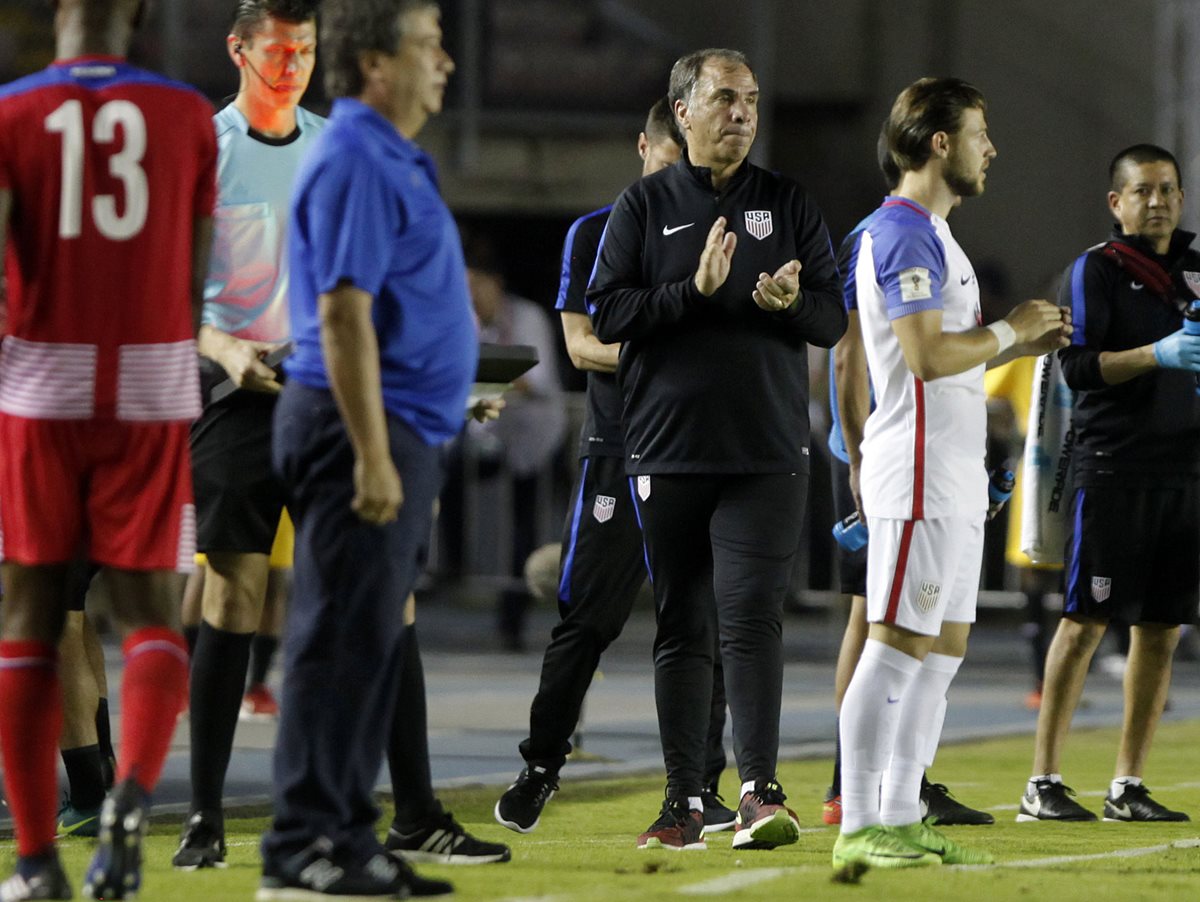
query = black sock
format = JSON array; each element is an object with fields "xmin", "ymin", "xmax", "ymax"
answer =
[
  {"xmin": 184, "ymin": 624, "xmax": 200, "ymax": 658},
  {"xmin": 830, "ymin": 717, "xmax": 841, "ymax": 796},
  {"xmin": 62, "ymin": 744, "xmax": 106, "ymax": 810},
  {"xmin": 387, "ymin": 625, "xmax": 439, "ymax": 829},
  {"xmin": 189, "ymin": 622, "xmax": 253, "ymax": 814},
  {"xmin": 248, "ymin": 634, "xmax": 279, "ymax": 688},
  {"xmin": 95, "ymin": 698, "xmax": 116, "ymax": 790}
]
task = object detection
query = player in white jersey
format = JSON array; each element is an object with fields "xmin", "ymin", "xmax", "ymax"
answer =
[{"xmin": 832, "ymin": 77, "xmax": 1071, "ymax": 878}]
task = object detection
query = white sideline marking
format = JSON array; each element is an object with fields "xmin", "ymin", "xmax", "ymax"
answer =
[
  {"xmin": 678, "ymin": 867, "xmax": 798, "ymax": 894},
  {"xmin": 956, "ymin": 837, "xmax": 1200, "ymax": 870}
]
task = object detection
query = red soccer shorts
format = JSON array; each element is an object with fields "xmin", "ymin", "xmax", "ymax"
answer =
[{"xmin": 0, "ymin": 414, "xmax": 195, "ymax": 571}]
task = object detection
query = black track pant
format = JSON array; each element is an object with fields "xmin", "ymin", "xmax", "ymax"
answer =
[
  {"xmin": 632, "ymin": 472, "xmax": 806, "ymax": 797},
  {"xmin": 520, "ymin": 455, "xmax": 727, "ymax": 782}
]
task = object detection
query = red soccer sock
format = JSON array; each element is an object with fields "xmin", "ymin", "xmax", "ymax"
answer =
[
  {"xmin": 0, "ymin": 641, "xmax": 62, "ymax": 857},
  {"xmin": 117, "ymin": 627, "xmax": 189, "ymax": 794}
]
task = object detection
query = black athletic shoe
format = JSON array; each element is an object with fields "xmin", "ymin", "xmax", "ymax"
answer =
[
  {"xmin": 1016, "ymin": 779, "xmax": 1097, "ymax": 822},
  {"xmin": 1103, "ymin": 784, "xmax": 1190, "ymax": 822},
  {"xmin": 494, "ymin": 765, "xmax": 558, "ymax": 833},
  {"xmin": 920, "ymin": 778, "xmax": 994, "ymax": 825},
  {"xmin": 258, "ymin": 838, "xmax": 453, "ymax": 900},
  {"xmin": 172, "ymin": 810, "xmax": 228, "ymax": 869},
  {"xmin": 0, "ymin": 854, "xmax": 72, "ymax": 901},
  {"xmin": 387, "ymin": 809, "xmax": 511, "ymax": 864},
  {"xmin": 82, "ymin": 779, "xmax": 147, "ymax": 900},
  {"xmin": 700, "ymin": 788, "xmax": 736, "ymax": 834}
]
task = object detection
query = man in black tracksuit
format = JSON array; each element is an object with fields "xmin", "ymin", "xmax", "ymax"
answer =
[
  {"xmin": 589, "ymin": 48, "xmax": 845, "ymax": 851},
  {"xmin": 493, "ymin": 99, "xmax": 735, "ymax": 837},
  {"xmin": 1020, "ymin": 143, "xmax": 1200, "ymax": 823}
]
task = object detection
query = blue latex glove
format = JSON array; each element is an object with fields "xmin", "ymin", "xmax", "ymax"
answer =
[{"xmin": 1153, "ymin": 328, "xmax": 1200, "ymax": 371}]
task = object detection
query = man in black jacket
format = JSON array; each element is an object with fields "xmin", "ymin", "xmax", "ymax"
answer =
[
  {"xmin": 589, "ymin": 47, "xmax": 845, "ymax": 851},
  {"xmin": 1019, "ymin": 144, "xmax": 1200, "ymax": 824},
  {"xmin": 494, "ymin": 98, "xmax": 736, "ymax": 838}
]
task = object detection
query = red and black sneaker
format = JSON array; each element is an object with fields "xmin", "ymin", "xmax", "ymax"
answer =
[
  {"xmin": 636, "ymin": 797, "xmax": 706, "ymax": 851},
  {"xmin": 733, "ymin": 779, "xmax": 801, "ymax": 850}
]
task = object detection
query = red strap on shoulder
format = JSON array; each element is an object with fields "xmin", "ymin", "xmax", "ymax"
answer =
[{"xmin": 1100, "ymin": 241, "xmax": 1175, "ymax": 301}]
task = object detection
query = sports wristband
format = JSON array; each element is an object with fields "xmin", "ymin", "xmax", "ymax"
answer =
[{"xmin": 986, "ymin": 320, "xmax": 1017, "ymax": 355}]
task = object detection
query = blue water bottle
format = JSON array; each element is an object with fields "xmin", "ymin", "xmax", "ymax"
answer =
[
  {"xmin": 832, "ymin": 511, "xmax": 868, "ymax": 552},
  {"xmin": 988, "ymin": 468, "xmax": 1015, "ymax": 505},
  {"xmin": 1184, "ymin": 300, "xmax": 1200, "ymax": 395}
]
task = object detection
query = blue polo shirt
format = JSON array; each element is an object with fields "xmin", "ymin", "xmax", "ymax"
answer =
[{"xmin": 284, "ymin": 98, "xmax": 477, "ymax": 445}]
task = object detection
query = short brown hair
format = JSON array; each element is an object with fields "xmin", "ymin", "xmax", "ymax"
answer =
[
  {"xmin": 644, "ymin": 96, "xmax": 681, "ymax": 148},
  {"xmin": 321, "ymin": 0, "xmax": 437, "ymax": 98},
  {"xmin": 886, "ymin": 77, "xmax": 986, "ymax": 173}
]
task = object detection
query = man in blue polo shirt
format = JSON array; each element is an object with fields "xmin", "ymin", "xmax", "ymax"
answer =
[{"xmin": 258, "ymin": 1, "xmax": 475, "ymax": 898}]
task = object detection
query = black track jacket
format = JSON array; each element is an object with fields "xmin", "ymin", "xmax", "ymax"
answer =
[
  {"xmin": 1057, "ymin": 227, "xmax": 1200, "ymax": 485},
  {"xmin": 588, "ymin": 155, "xmax": 845, "ymax": 475}
]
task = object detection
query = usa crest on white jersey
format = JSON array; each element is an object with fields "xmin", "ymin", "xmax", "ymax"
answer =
[
  {"xmin": 593, "ymin": 495, "xmax": 616, "ymax": 523},
  {"xmin": 745, "ymin": 211, "xmax": 773, "ymax": 240}
]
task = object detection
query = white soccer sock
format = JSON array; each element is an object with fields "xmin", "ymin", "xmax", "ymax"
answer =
[
  {"xmin": 881, "ymin": 652, "xmax": 962, "ymax": 827},
  {"xmin": 839, "ymin": 639, "xmax": 923, "ymax": 834},
  {"xmin": 1110, "ymin": 776, "xmax": 1142, "ymax": 799},
  {"xmin": 688, "ymin": 795, "xmax": 703, "ymax": 812},
  {"xmin": 1027, "ymin": 773, "xmax": 1063, "ymax": 795}
]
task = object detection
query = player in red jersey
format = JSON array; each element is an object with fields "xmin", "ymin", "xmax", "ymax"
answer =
[{"xmin": 0, "ymin": 0, "xmax": 215, "ymax": 898}]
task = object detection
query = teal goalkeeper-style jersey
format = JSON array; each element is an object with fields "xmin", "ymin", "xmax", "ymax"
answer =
[{"xmin": 202, "ymin": 103, "xmax": 327, "ymax": 342}]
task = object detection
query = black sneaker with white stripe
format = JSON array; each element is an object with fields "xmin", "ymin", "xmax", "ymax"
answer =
[
  {"xmin": 1103, "ymin": 783, "xmax": 1189, "ymax": 822},
  {"xmin": 387, "ymin": 810, "xmax": 511, "ymax": 865},
  {"xmin": 258, "ymin": 838, "xmax": 453, "ymax": 900},
  {"xmin": 495, "ymin": 765, "xmax": 558, "ymax": 833},
  {"xmin": 1016, "ymin": 779, "xmax": 1097, "ymax": 822}
]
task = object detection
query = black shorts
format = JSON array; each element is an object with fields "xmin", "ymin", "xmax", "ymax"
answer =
[
  {"xmin": 191, "ymin": 364, "xmax": 285, "ymax": 555},
  {"xmin": 1063, "ymin": 481, "xmax": 1200, "ymax": 626},
  {"xmin": 66, "ymin": 562, "xmax": 101, "ymax": 612},
  {"xmin": 830, "ymin": 456, "xmax": 867, "ymax": 597},
  {"xmin": 557, "ymin": 454, "xmax": 646, "ymax": 625}
]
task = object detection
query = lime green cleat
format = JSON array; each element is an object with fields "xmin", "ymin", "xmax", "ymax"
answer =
[
  {"xmin": 831, "ymin": 825, "xmax": 941, "ymax": 876},
  {"xmin": 889, "ymin": 821, "xmax": 995, "ymax": 865}
]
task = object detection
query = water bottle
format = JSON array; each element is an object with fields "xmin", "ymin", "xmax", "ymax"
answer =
[
  {"xmin": 1184, "ymin": 300, "xmax": 1200, "ymax": 395},
  {"xmin": 832, "ymin": 511, "xmax": 868, "ymax": 552},
  {"xmin": 988, "ymin": 468, "xmax": 1015, "ymax": 505}
]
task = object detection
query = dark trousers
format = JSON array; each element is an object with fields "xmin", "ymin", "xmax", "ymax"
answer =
[
  {"xmin": 632, "ymin": 472, "xmax": 806, "ymax": 796},
  {"xmin": 262, "ymin": 384, "xmax": 442, "ymax": 864},
  {"xmin": 520, "ymin": 456, "xmax": 727, "ymax": 780}
]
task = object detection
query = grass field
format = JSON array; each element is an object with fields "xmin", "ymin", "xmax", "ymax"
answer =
[{"xmin": 10, "ymin": 720, "xmax": 1200, "ymax": 900}]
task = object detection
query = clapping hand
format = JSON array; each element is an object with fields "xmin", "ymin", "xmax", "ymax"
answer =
[
  {"xmin": 694, "ymin": 217, "xmax": 737, "ymax": 296},
  {"xmin": 753, "ymin": 259, "xmax": 802, "ymax": 311}
]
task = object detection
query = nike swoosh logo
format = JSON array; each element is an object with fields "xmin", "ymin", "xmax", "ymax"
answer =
[
  {"xmin": 662, "ymin": 223, "xmax": 695, "ymax": 236},
  {"xmin": 1131, "ymin": 281, "xmax": 1144, "ymax": 290},
  {"xmin": 886, "ymin": 696, "xmax": 900, "ymax": 704},
  {"xmin": 1109, "ymin": 802, "xmax": 1132, "ymax": 818},
  {"xmin": 960, "ymin": 274, "xmax": 972, "ymax": 285}
]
